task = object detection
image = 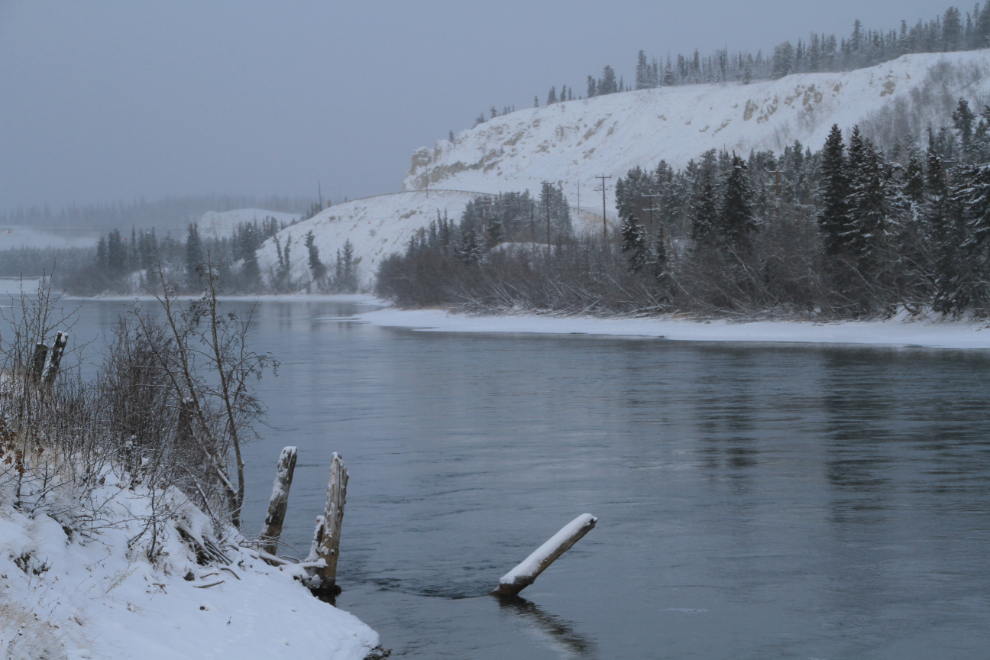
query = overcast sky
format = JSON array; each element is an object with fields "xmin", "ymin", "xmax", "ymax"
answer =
[{"xmin": 0, "ymin": 0, "xmax": 960, "ymax": 211}]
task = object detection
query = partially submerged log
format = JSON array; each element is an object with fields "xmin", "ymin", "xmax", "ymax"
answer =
[
  {"xmin": 490, "ymin": 513, "xmax": 597, "ymax": 597},
  {"xmin": 312, "ymin": 452, "xmax": 348, "ymax": 596},
  {"xmin": 259, "ymin": 446, "xmax": 297, "ymax": 556}
]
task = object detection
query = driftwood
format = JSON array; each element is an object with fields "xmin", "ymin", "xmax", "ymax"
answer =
[
  {"xmin": 259, "ymin": 446, "xmax": 297, "ymax": 556},
  {"xmin": 490, "ymin": 513, "xmax": 597, "ymax": 597},
  {"xmin": 312, "ymin": 452, "xmax": 348, "ymax": 595}
]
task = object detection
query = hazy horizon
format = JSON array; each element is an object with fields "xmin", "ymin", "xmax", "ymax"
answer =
[{"xmin": 1, "ymin": 0, "xmax": 959, "ymax": 212}]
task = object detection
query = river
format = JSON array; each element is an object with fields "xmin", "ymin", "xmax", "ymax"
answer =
[{"xmin": 61, "ymin": 298, "xmax": 990, "ymax": 658}]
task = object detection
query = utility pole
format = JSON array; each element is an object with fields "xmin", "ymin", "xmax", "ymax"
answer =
[
  {"xmin": 595, "ymin": 174, "xmax": 612, "ymax": 241},
  {"xmin": 530, "ymin": 199, "xmax": 536, "ymax": 245},
  {"xmin": 542, "ymin": 181, "xmax": 552, "ymax": 248}
]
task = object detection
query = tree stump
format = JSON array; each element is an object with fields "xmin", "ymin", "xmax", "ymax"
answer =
[
  {"xmin": 259, "ymin": 446, "xmax": 297, "ymax": 556},
  {"xmin": 313, "ymin": 452, "xmax": 348, "ymax": 597}
]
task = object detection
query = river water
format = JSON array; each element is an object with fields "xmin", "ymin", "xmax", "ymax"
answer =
[{"xmin": 63, "ymin": 298, "xmax": 990, "ymax": 658}]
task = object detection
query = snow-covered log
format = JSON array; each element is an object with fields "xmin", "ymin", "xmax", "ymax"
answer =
[
  {"xmin": 490, "ymin": 513, "xmax": 597, "ymax": 597},
  {"xmin": 314, "ymin": 452, "xmax": 348, "ymax": 594},
  {"xmin": 259, "ymin": 446, "xmax": 297, "ymax": 556}
]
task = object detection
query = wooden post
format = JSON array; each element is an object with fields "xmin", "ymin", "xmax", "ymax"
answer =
[
  {"xmin": 315, "ymin": 452, "xmax": 348, "ymax": 594},
  {"xmin": 259, "ymin": 446, "xmax": 297, "ymax": 556},
  {"xmin": 41, "ymin": 331, "xmax": 67, "ymax": 387},
  {"xmin": 30, "ymin": 343, "xmax": 48, "ymax": 382},
  {"xmin": 490, "ymin": 513, "xmax": 597, "ymax": 597}
]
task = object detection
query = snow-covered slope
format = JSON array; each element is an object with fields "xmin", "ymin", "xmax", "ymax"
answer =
[
  {"xmin": 257, "ymin": 190, "xmax": 481, "ymax": 290},
  {"xmin": 403, "ymin": 51, "xmax": 990, "ymax": 218},
  {"xmin": 259, "ymin": 51, "xmax": 990, "ymax": 291},
  {"xmin": 198, "ymin": 209, "xmax": 301, "ymax": 239},
  {"xmin": 1, "ymin": 476, "xmax": 379, "ymax": 660}
]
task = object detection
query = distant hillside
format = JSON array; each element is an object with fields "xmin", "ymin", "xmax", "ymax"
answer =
[
  {"xmin": 256, "ymin": 190, "xmax": 481, "ymax": 289},
  {"xmin": 404, "ymin": 51, "xmax": 990, "ymax": 219}
]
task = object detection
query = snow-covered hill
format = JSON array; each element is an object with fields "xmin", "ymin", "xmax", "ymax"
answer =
[
  {"xmin": 260, "ymin": 51, "xmax": 990, "ymax": 291},
  {"xmin": 256, "ymin": 190, "xmax": 481, "ymax": 289},
  {"xmin": 404, "ymin": 51, "xmax": 990, "ymax": 218}
]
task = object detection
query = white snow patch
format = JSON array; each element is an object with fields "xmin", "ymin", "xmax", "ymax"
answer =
[
  {"xmin": 0, "ymin": 481, "xmax": 378, "ymax": 659},
  {"xmin": 358, "ymin": 306, "xmax": 990, "ymax": 350}
]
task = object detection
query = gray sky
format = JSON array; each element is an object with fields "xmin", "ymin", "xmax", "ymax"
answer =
[{"xmin": 0, "ymin": 0, "xmax": 959, "ymax": 210}]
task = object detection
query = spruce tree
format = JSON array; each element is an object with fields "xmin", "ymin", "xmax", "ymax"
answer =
[
  {"xmin": 818, "ymin": 125, "xmax": 850, "ymax": 258},
  {"xmin": 720, "ymin": 154, "xmax": 757, "ymax": 246},
  {"xmin": 185, "ymin": 223, "xmax": 203, "ymax": 290},
  {"xmin": 620, "ymin": 216, "xmax": 648, "ymax": 272}
]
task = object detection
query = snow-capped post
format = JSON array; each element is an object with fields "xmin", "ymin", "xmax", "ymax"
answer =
[
  {"xmin": 490, "ymin": 513, "xmax": 597, "ymax": 598},
  {"xmin": 314, "ymin": 452, "xmax": 348, "ymax": 595},
  {"xmin": 29, "ymin": 342, "xmax": 48, "ymax": 382},
  {"xmin": 41, "ymin": 331, "xmax": 67, "ymax": 387},
  {"xmin": 259, "ymin": 446, "xmax": 297, "ymax": 556}
]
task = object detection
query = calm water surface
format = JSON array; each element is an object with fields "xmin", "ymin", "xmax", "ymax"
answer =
[{"xmin": 67, "ymin": 299, "xmax": 990, "ymax": 659}]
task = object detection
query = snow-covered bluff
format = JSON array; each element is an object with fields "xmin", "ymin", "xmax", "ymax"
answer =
[
  {"xmin": 404, "ymin": 51, "xmax": 990, "ymax": 215},
  {"xmin": 260, "ymin": 50, "xmax": 990, "ymax": 291},
  {"xmin": 257, "ymin": 190, "xmax": 481, "ymax": 290}
]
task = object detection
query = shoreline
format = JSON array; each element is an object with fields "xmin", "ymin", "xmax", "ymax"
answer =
[
  {"xmin": 356, "ymin": 305, "xmax": 990, "ymax": 350},
  {"xmin": 37, "ymin": 289, "xmax": 990, "ymax": 350}
]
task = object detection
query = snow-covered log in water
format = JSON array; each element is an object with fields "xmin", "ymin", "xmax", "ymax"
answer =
[{"xmin": 491, "ymin": 513, "xmax": 597, "ymax": 597}]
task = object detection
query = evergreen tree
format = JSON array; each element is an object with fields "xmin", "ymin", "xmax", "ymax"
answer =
[
  {"xmin": 719, "ymin": 154, "xmax": 757, "ymax": 246},
  {"xmin": 952, "ymin": 98, "xmax": 977, "ymax": 160},
  {"xmin": 689, "ymin": 151, "xmax": 720, "ymax": 245},
  {"xmin": 185, "ymin": 223, "xmax": 203, "ymax": 289},
  {"xmin": 457, "ymin": 228, "xmax": 482, "ymax": 265},
  {"xmin": 620, "ymin": 216, "xmax": 648, "ymax": 272},
  {"xmin": 819, "ymin": 124, "xmax": 851, "ymax": 257},
  {"xmin": 587, "ymin": 76, "xmax": 597, "ymax": 98},
  {"xmin": 485, "ymin": 215, "xmax": 504, "ymax": 250},
  {"xmin": 304, "ymin": 230, "xmax": 326, "ymax": 282},
  {"xmin": 547, "ymin": 86, "xmax": 557, "ymax": 105}
]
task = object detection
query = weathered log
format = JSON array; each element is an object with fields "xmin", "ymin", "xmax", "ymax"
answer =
[
  {"xmin": 259, "ymin": 446, "xmax": 297, "ymax": 556},
  {"xmin": 314, "ymin": 452, "xmax": 348, "ymax": 594},
  {"xmin": 41, "ymin": 331, "xmax": 67, "ymax": 387},
  {"xmin": 30, "ymin": 343, "xmax": 48, "ymax": 382},
  {"xmin": 490, "ymin": 513, "xmax": 597, "ymax": 597}
]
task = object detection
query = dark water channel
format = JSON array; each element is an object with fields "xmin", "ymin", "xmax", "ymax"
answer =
[{"xmin": 66, "ymin": 299, "xmax": 990, "ymax": 658}]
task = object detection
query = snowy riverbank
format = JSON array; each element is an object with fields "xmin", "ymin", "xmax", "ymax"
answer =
[
  {"xmin": 1, "ymin": 475, "xmax": 380, "ymax": 660},
  {"xmin": 358, "ymin": 305, "xmax": 990, "ymax": 350}
]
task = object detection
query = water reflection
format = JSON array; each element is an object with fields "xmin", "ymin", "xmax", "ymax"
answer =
[{"xmin": 498, "ymin": 595, "xmax": 597, "ymax": 659}]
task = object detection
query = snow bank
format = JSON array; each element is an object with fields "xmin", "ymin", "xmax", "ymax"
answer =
[
  {"xmin": 357, "ymin": 305, "xmax": 990, "ymax": 350},
  {"xmin": 0, "ymin": 475, "xmax": 379, "ymax": 660}
]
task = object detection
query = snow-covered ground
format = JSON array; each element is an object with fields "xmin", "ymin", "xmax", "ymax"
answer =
[
  {"xmin": 197, "ymin": 209, "xmax": 301, "ymax": 240},
  {"xmin": 256, "ymin": 190, "xmax": 483, "ymax": 290},
  {"xmin": 1, "ymin": 477, "xmax": 379, "ymax": 660},
  {"xmin": 0, "ymin": 226, "xmax": 100, "ymax": 250},
  {"xmin": 404, "ymin": 51, "xmax": 990, "ymax": 222},
  {"xmin": 358, "ymin": 305, "xmax": 990, "ymax": 350}
]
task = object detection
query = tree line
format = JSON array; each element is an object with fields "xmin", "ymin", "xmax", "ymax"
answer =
[
  {"xmin": 469, "ymin": 4, "xmax": 989, "ymax": 130},
  {"xmin": 378, "ymin": 98, "xmax": 990, "ymax": 318}
]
